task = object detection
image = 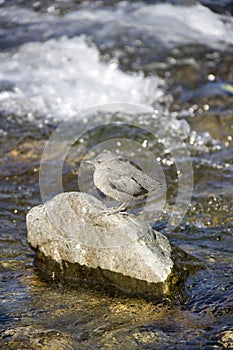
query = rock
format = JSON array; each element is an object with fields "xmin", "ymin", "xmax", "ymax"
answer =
[
  {"xmin": 26, "ymin": 192, "xmax": 174, "ymax": 298},
  {"xmin": 0, "ymin": 326, "xmax": 74, "ymax": 350}
]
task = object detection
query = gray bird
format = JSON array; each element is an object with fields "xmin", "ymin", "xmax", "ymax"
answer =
[{"xmin": 87, "ymin": 151, "xmax": 162, "ymax": 214}]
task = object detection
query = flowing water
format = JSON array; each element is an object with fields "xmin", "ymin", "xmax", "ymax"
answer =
[{"xmin": 0, "ymin": 0, "xmax": 232, "ymax": 348}]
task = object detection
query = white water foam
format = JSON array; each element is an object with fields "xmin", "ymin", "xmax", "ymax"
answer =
[
  {"xmin": 131, "ymin": 3, "xmax": 233, "ymax": 47},
  {"xmin": 1, "ymin": 3, "xmax": 233, "ymax": 50},
  {"xmin": 68, "ymin": 2, "xmax": 233, "ymax": 48},
  {"xmin": 1, "ymin": 2, "xmax": 233, "ymax": 121},
  {"xmin": 29, "ymin": 2, "xmax": 233, "ymax": 48},
  {"xmin": 0, "ymin": 36, "xmax": 163, "ymax": 120}
]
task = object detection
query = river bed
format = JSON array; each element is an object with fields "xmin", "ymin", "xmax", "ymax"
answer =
[{"xmin": 0, "ymin": 1, "xmax": 232, "ymax": 349}]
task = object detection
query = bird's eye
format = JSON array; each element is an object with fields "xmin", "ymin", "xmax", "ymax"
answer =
[{"xmin": 97, "ymin": 160, "xmax": 101, "ymax": 163}]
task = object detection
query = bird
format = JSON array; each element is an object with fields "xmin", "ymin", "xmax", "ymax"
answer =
[{"xmin": 86, "ymin": 151, "xmax": 162, "ymax": 214}]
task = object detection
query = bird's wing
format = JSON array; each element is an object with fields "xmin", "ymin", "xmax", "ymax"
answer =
[
  {"xmin": 104, "ymin": 159, "xmax": 162, "ymax": 195},
  {"xmin": 132, "ymin": 171, "xmax": 162, "ymax": 192},
  {"xmin": 108, "ymin": 173, "xmax": 148, "ymax": 197},
  {"xmin": 112, "ymin": 161, "xmax": 162, "ymax": 192}
]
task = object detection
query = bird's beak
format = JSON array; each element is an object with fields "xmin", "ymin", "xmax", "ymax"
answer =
[{"xmin": 85, "ymin": 159, "xmax": 94, "ymax": 165}]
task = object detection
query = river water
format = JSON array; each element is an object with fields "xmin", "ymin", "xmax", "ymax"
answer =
[{"xmin": 0, "ymin": 0, "xmax": 232, "ymax": 349}]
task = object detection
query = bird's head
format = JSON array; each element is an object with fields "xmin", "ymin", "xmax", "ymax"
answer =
[{"xmin": 86, "ymin": 151, "xmax": 117, "ymax": 168}]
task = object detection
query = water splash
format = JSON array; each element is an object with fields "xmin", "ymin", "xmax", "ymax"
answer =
[{"xmin": 0, "ymin": 36, "xmax": 163, "ymax": 120}]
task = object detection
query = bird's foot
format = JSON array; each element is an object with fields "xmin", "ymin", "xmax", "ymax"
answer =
[{"xmin": 101, "ymin": 202, "xmax": 130, "ymax": 215}]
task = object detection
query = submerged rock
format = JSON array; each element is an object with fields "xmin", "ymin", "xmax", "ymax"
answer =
[
  {"xmin": 0, "ymin": 326, "xmax": 74, "ymax": 350},
  {"xmin": 26, "ymin": 192, "xmax": 174, "ymax": 298}
]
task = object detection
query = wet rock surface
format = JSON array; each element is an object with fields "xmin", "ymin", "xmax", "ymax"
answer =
[
  {"xmin": 0, "ymin": 326, "xmax": 74, "ymax": 350},
  {"xmin": 27, "ymin": 192, "xmax": 174, "ymax": 298}
]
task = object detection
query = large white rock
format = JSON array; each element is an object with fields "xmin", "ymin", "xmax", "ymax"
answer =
[{"xmin": 26, "ymin": 192, "xmax": 174, "ymax": 297}]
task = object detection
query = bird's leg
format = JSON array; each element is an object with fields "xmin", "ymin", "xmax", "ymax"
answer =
[{"xmin": 102, "ymin": 201, "xmax": 131, "ymax": 215}]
